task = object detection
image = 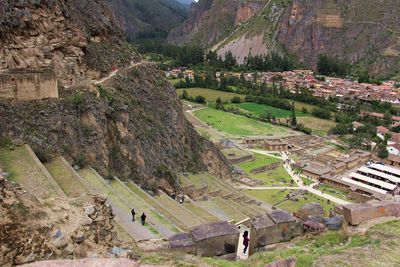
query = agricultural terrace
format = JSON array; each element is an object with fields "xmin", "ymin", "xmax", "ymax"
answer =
[
  {"xmin": 176, "ymin": 88, "xmax": 243, "ymax": 102},
  {"xmin": 193, "ymin": 108, "xmax": 296, "ymax": 138},
  {"xmin": 237, "ymin": 153, "xmax": 293, "ymax": 186}
]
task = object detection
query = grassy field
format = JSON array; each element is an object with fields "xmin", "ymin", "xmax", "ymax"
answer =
[
  {"xmin": 237, "ymin": 153, "xmax": 292, "ymax": 186},
  {"xmin": 167, "ymin": 78, "xmax": 184, "ymax": 86},
  {"xmin": 194, "ymin": 108, "xmax": 295, "ymax": 138},
  {"xmin": 229, "ymin": 102, "xmax": 307, "ymax": 118},
  {"xmin": 176, "ymin": 88, "xmax": 244, "ymax": 102},
  {"xmin": 318, "ymin": 184, "xmax": 354, "ymax": 203},
  {"xmin": 297, "ymin": 116, "xmax": 336, "ymax": 136},
  {"xmin": 227, "ymin": 102, "xmax": 336, "ymax": 136},
  {"xmin": 245, "ymin": 189, "xmax": 334, "ymax": 215}
]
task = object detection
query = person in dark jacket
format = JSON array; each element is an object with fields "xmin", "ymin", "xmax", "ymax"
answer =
[
  {"xmin": 131, "ymin": 208, "xmax": 135, "ymax": 222},
  {"xmin": 141, "ymin": 213, "xmax": 147, "ymax": 226},
  {"xmin": 243, "ymin": 230, "xmax": 250, "ymax": 254}
]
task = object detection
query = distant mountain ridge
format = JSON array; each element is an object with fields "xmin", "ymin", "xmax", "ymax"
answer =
[
  {"xmin": 169, "ymin": 0, "xmax": 400, "ymax": 78},
  {"xmin": 107, "ymin": 0, "xmax": 188, "ymax": 40}
]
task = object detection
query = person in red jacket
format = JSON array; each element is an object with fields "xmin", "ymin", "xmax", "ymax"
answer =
[{"xmin": 243, "ymin": 230, "xmax": 250, "ymax": 254}]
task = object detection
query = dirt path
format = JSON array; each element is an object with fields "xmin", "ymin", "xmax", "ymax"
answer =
[{"xmin": 92, "ymin": 61, "xmax": 153, "ymax": 85}]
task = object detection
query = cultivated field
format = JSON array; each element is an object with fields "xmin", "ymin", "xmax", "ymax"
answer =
[
  {"xmin": 193, "ymin": 108, "xmax": 296, "ymax": 138},
  {"xmin": 297, "ymin": 116, "xmax": 336, "ymax": 136},
  {"xmin": 229, "ymin": 102, "xmax": 307, "ymax": 118},
  {"xmin": 176, "ymin": 88, "xmax": 244, "ymax": 102}
]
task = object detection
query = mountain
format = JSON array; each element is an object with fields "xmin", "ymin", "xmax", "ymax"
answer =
[
  {"xmin": 170, "ymin": 0, "xmax": 400, "ymax": 77},
  {"xmin": 107, "ymin": 0, "xmax": 188, "ymax": 40},
  {"xmin": 0, "ymin": 0, "xmax": 229, "ymax": 190}
]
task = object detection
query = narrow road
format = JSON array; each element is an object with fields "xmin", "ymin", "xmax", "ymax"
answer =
[{"xmin": 92, "ymin": 61, "xmax": 151, "ymax": 85}]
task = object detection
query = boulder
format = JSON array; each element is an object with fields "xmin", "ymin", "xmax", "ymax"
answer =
[
  {"xmin": 294, "ymin": 202, "xmax": 324, "ymax": 220},
  {"xmin": 303, "ymin": 220, "xmax": 326, "ymax": 234},
  {"xmin": 73, "ymin": 231, "xmax": 85, "ymax": 243},
  {"xmin": 85, "ymin": 205, "xmax": 95, "ymax": 216},
  {"xmin": 323, "ymin": 216, "xmax": 343, "ymax": 230}
]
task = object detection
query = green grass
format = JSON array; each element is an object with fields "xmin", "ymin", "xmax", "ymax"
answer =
[
  {"xmin": 194, "ymin": 108, "xmax": 294, "ymax": 138},
  {"xmin": 237, "ymin": 153, "xmax": 293, "ymax": 186},
  {"xmin": 0, "ymin": 145, "xmax": 62, "ymax": 199},
  {"xmin": 44, "ymin": 157, "xmax": 88, "ymax": 197},
  {"xmin": 237, "ymin": 153, "xmax": 281, "ymax": 172},
  {"xmin": 229, "ymin": 102, "xmax": 307, "ymax": 118},
  {"xmin": 202, "ymin": 229, "xmax": 379, "ymax": 267},
  {"xmin": 301, "ymin": 177, "xmax": 315, "ymax": 186},
  {"xmin": 245, "ymin": 189, "xmax": 334, "ymax": 215},
  {"xmin": 167, "ymin": 78, "xmax": 184, "ymax": 86},
  {"xmin": 318, "ymin": 184, "xmax": 354, "ymax": 203},
  {"xmin": 176, "ymin": 88, "xmax": 244, "ymax": 102}
]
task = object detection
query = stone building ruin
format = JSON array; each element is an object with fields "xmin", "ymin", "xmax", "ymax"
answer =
[{"xmin": 0, "ymin": 68, "xmax": 58, "ymax": 101}]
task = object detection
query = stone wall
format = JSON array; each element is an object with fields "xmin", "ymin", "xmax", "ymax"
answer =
[
  {"xmin": 343, "ymin": 201, "xmax": 400, "ymax": 225},
  {"xmin": 0, "ymin": 69, "xmax": 58, "ymax": 101},
  {"xmin": 169, "ymin": 221, "xmax": 240, "ymax": 257},
  {"xmin": 249, "ymin": 211, "xmax": 304, "ymax": 254}
]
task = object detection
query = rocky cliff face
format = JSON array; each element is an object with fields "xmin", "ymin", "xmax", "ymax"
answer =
[
  {"xmin": 0, "ymin": 0, "xmax": 137, "ymax": 86},
  {"xmin": 0, "ymin": 0, "xmax": 230, "ymax": 190},
  {"xmin": 167, "ymin": 0, "xmax": 267, "ymax": 47},
  {"xmin": 173, "ymin": 0, "xmax": 400, "ymax": 77}
]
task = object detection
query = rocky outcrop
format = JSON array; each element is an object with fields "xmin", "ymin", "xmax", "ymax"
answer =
[
  {"xmin": 0, "ymin": 178, "xmax": 135, "ymax": 266},
  {"xmin": 0, "ymin": 0, "xmax": 137, "ymax": 85},
  {"xmin": 167, "ymin": 0, "xmax": 239, "ymax": 47}
]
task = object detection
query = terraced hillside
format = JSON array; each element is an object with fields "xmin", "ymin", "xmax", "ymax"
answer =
[
  {"xmin": 78, "ymin": 167, "xmax": 165, "ymax": 241},
  {"xmin": 45, "ymin": 157, "xmax": 89, "ymax": 198},
  {"xmin": 0, "ymin": 145, "xmax": 64, "ymax": 199}
]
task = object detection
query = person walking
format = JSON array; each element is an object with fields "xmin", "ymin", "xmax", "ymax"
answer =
[
  {"xmin": 141, "ymin": 213, "xmax": 147, "ymax": 226},
  {"xmin": 131, "ymin": 208, "xmax": 135, "ymax": 222},
  {"xmin": 243, "ymin": 230, "xmax": 250, "ymax": 254}
]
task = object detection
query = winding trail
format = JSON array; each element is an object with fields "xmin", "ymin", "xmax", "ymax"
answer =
[{"xmin": 92, "ymin": 61, "xmax": 154, "ymax": 85}]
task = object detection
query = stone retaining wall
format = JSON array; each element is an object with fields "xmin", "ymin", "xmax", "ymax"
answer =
[
  {"xmin": 0, "ymin": 69, "xmax": 58, "ymax": 101},
  {"xmin": 343, "ymin": 201, "xmax": 400, "ymax": 225}
]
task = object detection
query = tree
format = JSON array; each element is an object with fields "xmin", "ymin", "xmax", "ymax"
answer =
[
  {"xmin": 384, "ymin": 111, "xmax": 392, "ymax": 127},
  {"xmin": 181, "ymin": 90, "xmax": 188, "ymax": 100},
  {"xmin": 312, "ymin": 107, "xmax": 331, "ymax": 120},
  {"xmin": 194, "ymin": 95, "xmax": 206, "ymax": 104},
  {"xmin": 290, "ymin": 102, "xmax": 297, "ymax": 127},
  {"xmin": 223, "ymin": 51, "xmax": 237, "ymax": 70},
  {"xmin": 377, "ymin": 143, "xmax": 389, "ymax": 159},
  {"xmin": 215, "ymin": 97, "xmax": 224, "ymax": 110}
]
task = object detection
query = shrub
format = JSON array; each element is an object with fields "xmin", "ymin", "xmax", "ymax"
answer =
[{"xmin": 231, "ymin": 96, "xmax": 241, "ymax": 104}]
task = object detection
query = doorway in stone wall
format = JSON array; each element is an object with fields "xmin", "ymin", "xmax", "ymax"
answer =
[{"xmin": 236, "ymin": 225, "xmax": 250, "ymax": 260}]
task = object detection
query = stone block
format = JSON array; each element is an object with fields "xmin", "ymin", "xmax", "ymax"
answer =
[
  {"xmin": 190, "ymin": 221, "xmax": 240, "ymax": 257},
  {"xmin": 294, "ymin": 202, "xmax": 324, "ymax": 220},
  {"xmin": 343, "ymin": 201, "xmax": 400, "ymax": 225}
]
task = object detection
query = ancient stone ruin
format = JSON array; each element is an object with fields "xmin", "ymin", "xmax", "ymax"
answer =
[
  {"xmin": 169, "ymin": 221, "xmax": 240, "ymax": 257},
  {"xmin": 0, "ymin": 68, "xmax": 58, "ymax": 101},
  {"xmin": 343, "ymin": 201, "xmax": 400, "ymax": 225}
]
